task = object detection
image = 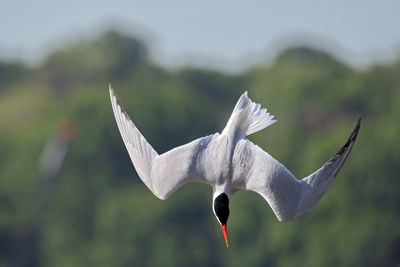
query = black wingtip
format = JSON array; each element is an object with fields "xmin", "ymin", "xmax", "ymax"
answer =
[
  {"xmin": 353, "ymin": 117, "xmax": 361, "ymax": 139},
  {"xmin": 356, "ymin": 117, "xmax": 361, "ymax": 129},
  {"xmin": 336, "ymin": 118, "xmax": 361, "ymax": 156}
]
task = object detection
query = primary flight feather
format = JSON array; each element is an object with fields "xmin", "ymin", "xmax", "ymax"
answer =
[{"xmin": 109, "ymin": 85, "xmax": 360, "ymax": 247}]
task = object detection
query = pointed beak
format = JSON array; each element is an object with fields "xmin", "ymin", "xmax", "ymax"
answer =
[{"xmin": 220, "ymin": 224, "xmax": 229, "ymax": 247}]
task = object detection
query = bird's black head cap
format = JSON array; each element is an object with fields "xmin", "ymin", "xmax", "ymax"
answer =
[{"xmin": 214, "ymin": 193, "xmax": 230, "ymax": 225}]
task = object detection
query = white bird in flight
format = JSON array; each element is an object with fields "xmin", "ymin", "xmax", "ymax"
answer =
[{"xmin": 109, "ymin": 85, "xmax": 360, "ymax": 247}]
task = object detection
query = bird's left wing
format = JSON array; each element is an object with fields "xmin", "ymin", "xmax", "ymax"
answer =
[
  {"xmin": 109, "ymin": 85, "xmax": 216, "ymax": 200},
  {"xmin": 232, "ymin": 119, "xmax": 360, "ymax": 222}
]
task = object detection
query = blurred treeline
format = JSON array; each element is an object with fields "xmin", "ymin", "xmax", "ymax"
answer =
[{"xmin": 0, "ymin": 31, "xmax": 399, "ymax": 267}]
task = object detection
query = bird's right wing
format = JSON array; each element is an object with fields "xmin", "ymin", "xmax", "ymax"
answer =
[
  {"xmin": 232, "ymin": 119, "xmax": 361, "ymax": 222},
  {"xmin": 109, "ymin": 85, "xmax": 218, "ymax": 200}
]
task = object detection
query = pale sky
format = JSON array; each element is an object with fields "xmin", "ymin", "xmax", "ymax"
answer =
[{"xmin": 1, "ymin": 0, "xmax": 399, "ymax": 71}]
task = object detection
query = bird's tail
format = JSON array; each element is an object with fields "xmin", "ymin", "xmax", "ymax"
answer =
[{"xmin": 221, "ymin": 91, "xmax": 276, "ymax": 139}]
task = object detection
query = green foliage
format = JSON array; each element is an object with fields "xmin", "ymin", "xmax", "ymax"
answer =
[{"xmin": 0, "ymin": 31, "xmax": 399, "ymax": 266}]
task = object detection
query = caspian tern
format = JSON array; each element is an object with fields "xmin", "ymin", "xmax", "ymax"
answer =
[{"xmin": 109, "ymin": 85, "xmax": 360, "ymax": 247}]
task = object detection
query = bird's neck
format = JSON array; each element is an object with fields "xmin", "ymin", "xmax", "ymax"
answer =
[{"xmin": 213, "ymin": 184, "xmax": 233, "ymax": 200}]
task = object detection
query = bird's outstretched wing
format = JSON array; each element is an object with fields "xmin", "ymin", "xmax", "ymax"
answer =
[
  {"xmin": 232, "ymin": 119, "xmax": 361, "ymax": 222},
  {"xmin": 109, "ymin": 85, "xmax": 217, "ymax": 200}
]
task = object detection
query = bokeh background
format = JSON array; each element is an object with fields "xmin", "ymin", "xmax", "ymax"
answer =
[{"xmin": 1, "ymin": 1, "xmax": 400, "ymax": 266}]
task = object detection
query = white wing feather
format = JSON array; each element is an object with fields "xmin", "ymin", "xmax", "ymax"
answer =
[
  {"xmin": 232, "ymin": 119, "xmax": 360, "ymax": 222},
  {"xmin": 109, "ymin": 85, "xmax": 217, "ymax": 200}
]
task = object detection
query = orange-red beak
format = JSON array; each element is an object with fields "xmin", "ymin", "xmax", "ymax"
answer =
[{"xmin": 220, "ymin": 224, "xmax": 229, "ymax": 247}]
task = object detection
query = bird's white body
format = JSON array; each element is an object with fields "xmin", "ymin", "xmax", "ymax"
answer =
[{"xmin": 109, "ymin": 85, "xmax": 360, "ymax": 223}]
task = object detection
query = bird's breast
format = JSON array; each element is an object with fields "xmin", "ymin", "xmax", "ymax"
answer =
[
  {"xmin": 230, "ymin": 139, "xmax": 256, "ymax": 189},
  {"xmin": 208, "ymin": 134, "xmax": 234, "ymax": 184}
]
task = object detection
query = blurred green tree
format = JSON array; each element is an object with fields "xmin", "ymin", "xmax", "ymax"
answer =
[{"xmin": 0, "ymin": 31, "xmax": 399, "ymax": 267}]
